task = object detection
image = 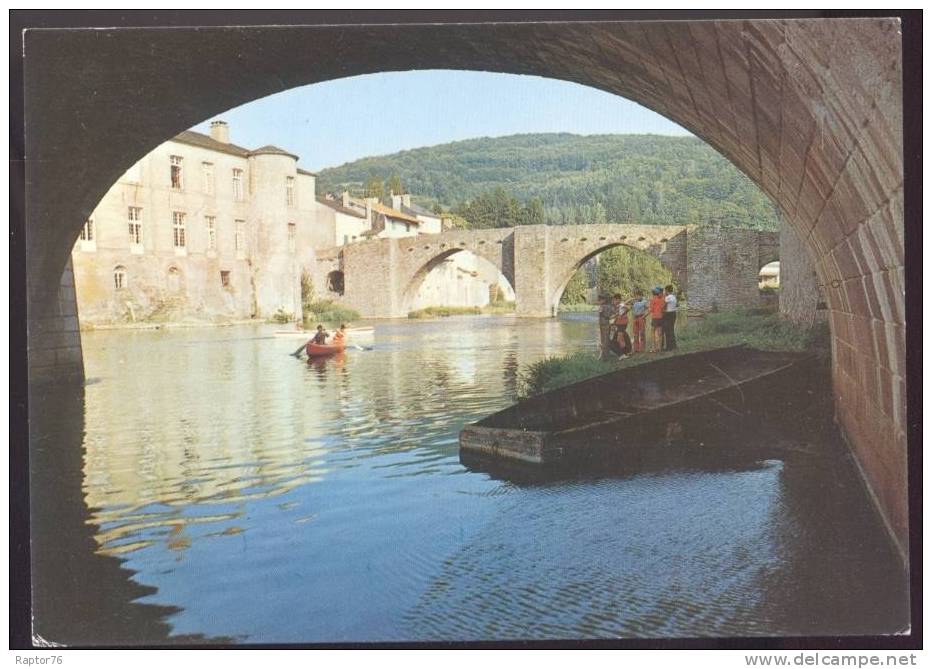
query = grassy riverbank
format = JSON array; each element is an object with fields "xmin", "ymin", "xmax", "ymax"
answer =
[
  {"xmin": 557, "ymin": 303, "xmax": 598, "ymax": 313},
  {"xmin": 519, "ymin": 308, "xmax": 829, "ymax": 398},
  {"xmin": 408, "ymin": 301, "xmax": 516, "ymax": 319}
]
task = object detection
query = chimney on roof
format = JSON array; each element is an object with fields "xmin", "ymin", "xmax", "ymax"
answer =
[
  {"xmin": 342, "ymin": 191, "xmax": 350, "ymax": 208},
  {"xmin": 402, "ymin": 194, "xmax": 411, "ymax": 208},
  {"xmin": 390, "ymin": 192, "xmax": 402, "ymax": 211},
  {"xmin": 210, "ymin": 120, "xmax": 230, "ymax": 144}
]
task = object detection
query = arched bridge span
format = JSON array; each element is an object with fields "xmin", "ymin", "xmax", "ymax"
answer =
[{"xmin": 317, "ymin": 223, "xmax": 777, "ymax": 318}]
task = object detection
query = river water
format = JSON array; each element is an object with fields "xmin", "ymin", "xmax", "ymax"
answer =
[{"xmin": 33, "ymin": 316, "xmax": 908, "ymax": 643}]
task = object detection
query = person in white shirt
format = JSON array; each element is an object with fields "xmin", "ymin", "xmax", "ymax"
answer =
[{"xmin": 662, "ymin": 285, "xmax": 678, "ymax": 351}]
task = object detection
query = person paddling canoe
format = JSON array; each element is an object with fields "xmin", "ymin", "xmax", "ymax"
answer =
[
  {"xmin": 311, "ymin": 324, "xmax": 329, "ymax": 345},
  {"xmin": 331, "ymin": 323, "xmax": 348, "ymax": 346},
  {"xmin": 291, "ymin": 324, "xmax": 329, "ymax": 357}
]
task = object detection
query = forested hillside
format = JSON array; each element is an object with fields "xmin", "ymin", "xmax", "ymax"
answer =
[{"xmin": 317, "ymin": 134, "xmax": 781, "ymax": 231}]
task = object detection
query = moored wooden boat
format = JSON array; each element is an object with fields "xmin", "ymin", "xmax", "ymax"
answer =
[{"xmin": 459, "ymin": 345, "xmax": 815, "ymax": 466}]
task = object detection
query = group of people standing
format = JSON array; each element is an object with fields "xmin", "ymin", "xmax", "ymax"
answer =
[{"xmin": 598, "ymin": 285, "xmax": 678, "ymax": 360}]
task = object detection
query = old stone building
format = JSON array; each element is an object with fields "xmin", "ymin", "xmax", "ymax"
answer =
[{"xmin": 72, "ymin": 121, "xmax": 325, "ymax": 325}]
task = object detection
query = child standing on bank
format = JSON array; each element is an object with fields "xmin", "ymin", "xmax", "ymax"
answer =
[
  {"xmin": 631, "ymin": 289, "xmax": 649, "ymax": 353},
  {"xmin": 649, "ymin": 286, "xmax": 665, "ymax": 353}
]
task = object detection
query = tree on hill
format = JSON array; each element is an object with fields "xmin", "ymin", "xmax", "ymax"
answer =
[
  {"xmin": 365, "ymin": 176, "xmax": 384, "ymax": 199},
  {"xmin": 387, "ymin": 174, "xmax": 404, "ymax": 196}
]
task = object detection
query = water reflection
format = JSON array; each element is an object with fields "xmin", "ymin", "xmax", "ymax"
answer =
[{"xmin": 28, "ymin": 316, "xmax": 908, "ymax": 643}]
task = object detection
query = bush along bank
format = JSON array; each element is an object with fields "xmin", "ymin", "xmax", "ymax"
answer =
[
  {"xmin": 518, "ymin": 308, "xmax": 830, "ymax": 398},
  {"xmin": 303, "ymin": 300, "xmax": 361, "ymax": 327},
  {"xmin": 407, "ymin": 302, "xmax": 516, "ymax": 319}
]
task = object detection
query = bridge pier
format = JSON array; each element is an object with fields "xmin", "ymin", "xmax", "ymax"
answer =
[
  {"xmin": 27, "ymin": 257, "xmax": 85, "ymax": 387},
  {"xmin": 513, "ymin": 227, "xmax": 553, "ymax": 317}
]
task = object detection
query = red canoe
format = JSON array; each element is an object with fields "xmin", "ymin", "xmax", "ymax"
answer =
[{"xmin": 305, "ymin": 341, "xmax": 346, "ymax": 357}]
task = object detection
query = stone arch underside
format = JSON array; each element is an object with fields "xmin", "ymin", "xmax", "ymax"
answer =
[
  {"xmin": 332, "ymin": 229, "xmax": 515, "ymax": 318},
  {"xmin": 542, "ymin": 224, "xmax": 689, "ymax": 314},
  {"xmin": 24, "ymin": 19, "xmax": 907, "ymax": 555}
]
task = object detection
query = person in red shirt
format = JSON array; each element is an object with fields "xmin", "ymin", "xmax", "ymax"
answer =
[{"xmin": 649, "ymin": 287, "xmax": 665, "ymax": 353}]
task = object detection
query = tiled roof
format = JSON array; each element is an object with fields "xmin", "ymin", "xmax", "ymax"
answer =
[
  {"xmin": 250, "ymin": 145, "xmax": 299, "ymax": 160},
  {"xmin": 372, "ymin": 202, "xmax": 421, "ymax": 225},
  {"xmin": 297, "ymin": 167, "xmax": 317, "ymax": 177},
  {"xmin": 172, "ymin": 130, "xmax": 251, "ymax": 157},
  {"xmin": 402, "ymin": 202, "xmax": 440, "ymax": 218},
  {"xmin": 171, "ymin": 130, "xmax": 302, "ymax": 162},
  {"xmin": 316, "ymin": 196, "xmax": 367, "ymax": 219}
]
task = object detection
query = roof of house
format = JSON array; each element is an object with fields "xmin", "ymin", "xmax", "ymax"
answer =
[
  {"xmin": 402, "ymin": 202, "xmax": 440, "ymax": 218},
  {"xmin": 297, "ymin": 167, "xmax": 317, "ymax": 177},
  {"xmin": 372, "ymin": 202, "xmax": 421, "ymax": 225},
  {"xmin": 171, "ymin": 129, "xmax": 306, "ymax": 166},
  {"xmin": 172, "ymin": 130, "xmax": 252, "ymax": 157},
  {"xmin": 315, "ymin": 196, "xmax": 367, "ymax": 219},
  {"xmin": 250, "ymin": 144, "xmax": 300, "ymax": 160}
]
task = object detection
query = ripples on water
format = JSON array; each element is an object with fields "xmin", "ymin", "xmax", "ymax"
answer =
[{"xmin": 73, "ymin": 317, "xmax": 907, "ymax": 642}]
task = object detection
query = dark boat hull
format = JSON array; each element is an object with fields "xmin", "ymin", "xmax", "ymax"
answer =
[{"xmin": 459, "ymin": 345, "xmax": 815, "ymax": 465}]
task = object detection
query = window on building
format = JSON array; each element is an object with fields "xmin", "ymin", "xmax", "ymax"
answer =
[
  {"xmin": 206, "ymin": 215, "xmax": 216, "ymax": 251},
  {"xmin": 202, "ymin": 162, "xmax": 214, "ymax": 195},
  {"xmin": 80, "ymin": 217, "xmax": 94, "ymax": 242},
  {"xmin": 234, "ymin": 219, "xmax": 245, "ymax": 258},
  {"xmin": 232, "ymin": 168, "xmax": 244, "ymax": 201},
  {"xmin": 167, "ymin": 266, "xmax": 182, "ymax": 293},
  {"xmin": 343, "ymin": 234, "xmax": 349, "ymax": 245},
  {"xmin": 220, "ymin": 270, "xmax": 231, "ymax": 288},
  {"xmin": 288, "ymin": 222, "xmax": 296, "ymax": 253},
  {"xmin": 172, "ymin": 211, "xmax": 186, "ymax": 248},
  {"xmin": 113, "ymin": 266, "xmax": 126, "ymax": 289},
  {"xmin": 170, "ymin": 155, "xmax": 184, "ymax": 189},
  {"xmin": 286, "ymin": 176, "xmax": 295, "ymax": 206},
  {"xmin": 128, "ymin": 207, "xmax": 143, "ymax": 245}
]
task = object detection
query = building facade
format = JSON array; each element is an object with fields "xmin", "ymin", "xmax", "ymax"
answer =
[{"xmin": 73, "ymin": 121, "xmax": 324, "ymax": 325}]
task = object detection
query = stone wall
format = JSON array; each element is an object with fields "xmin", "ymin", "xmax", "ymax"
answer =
[{"xmin": 686, "ymin": 226, "xmax": 779, "ymax": 313}]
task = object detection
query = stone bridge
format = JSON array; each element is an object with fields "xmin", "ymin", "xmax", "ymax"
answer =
[
  {"xmin": 315, "ymin": 224, "xmax": 778, "ymax": 318},
  {"xmin": 19, "ymin": 18, "xmax": 909, "ymax": 560}
]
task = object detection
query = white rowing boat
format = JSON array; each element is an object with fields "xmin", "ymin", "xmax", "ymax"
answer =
[{"xmin": 273, "ymin": 326, "xmax": 374, "ymax": 338}]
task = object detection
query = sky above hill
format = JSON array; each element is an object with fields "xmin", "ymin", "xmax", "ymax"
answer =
[{"xmin": 190, "ymin": 70, "xmax": 691, "ymax": 172}]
